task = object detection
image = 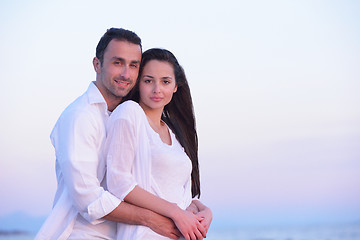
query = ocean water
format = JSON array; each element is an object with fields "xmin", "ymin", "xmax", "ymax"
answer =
[
  {"xmin": 0, "ymin": 234, "xmax": 34, "ymax": 240},
  {"xmin": 207, "ymin": 222, "xmax": 360, "ymax": 240},
  {"xmin": 1, "ymin": 222, "xmax": 359, "ymax": 240}
]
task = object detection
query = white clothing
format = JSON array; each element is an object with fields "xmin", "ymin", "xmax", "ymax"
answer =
[
  {"xmin": 67, "ymin": 215, "xmax": 115, "ymax": 240},
  {"xmin": 104, "ymin": 101, "xmax": 192, "ymax": 240},
  {"xmin": 35, "ymin": 82, "xmax": 121, "ymax": 240}
]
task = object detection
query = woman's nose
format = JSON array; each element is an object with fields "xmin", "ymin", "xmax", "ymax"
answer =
[{"xmin": 153, "ymin": 83, "xmax": 160, "ymax": 93}]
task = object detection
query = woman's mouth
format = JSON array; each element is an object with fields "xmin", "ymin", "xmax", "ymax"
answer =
[{"xmin": 151, "ymin": 97, "xmax": 163, "ymax": 102}]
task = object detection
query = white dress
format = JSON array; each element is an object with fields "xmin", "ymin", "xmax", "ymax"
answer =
[{"xmin": 104, "ymin": 100, "xmax": 193, "ymax": 239}]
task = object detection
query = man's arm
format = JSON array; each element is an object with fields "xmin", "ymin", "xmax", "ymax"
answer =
[
  {"xmin": 103, "ymin": 201, "xmax": 181, "ymax": 239},
  {"xmin": 52, "ymin": 110, "xmax": 122, "ymax": 224}
]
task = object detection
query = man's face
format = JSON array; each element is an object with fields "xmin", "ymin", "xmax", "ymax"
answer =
[{"xmin": 94, "ymin": 39, "xmax": 142, "ymax": 106}]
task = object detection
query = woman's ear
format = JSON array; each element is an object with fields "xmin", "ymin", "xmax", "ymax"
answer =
[{"xmin": 174, "ymin": 85, "xmax": 178, "ymax": 93}]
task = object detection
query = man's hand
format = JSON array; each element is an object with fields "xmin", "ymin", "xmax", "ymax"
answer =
[
  {"xmin": 186, "ymin": 201, "xmax": 198, "ymax": 214},
  {"xmin": 104, "ymin": 202, "xmax": 181, "ymax": 239}
]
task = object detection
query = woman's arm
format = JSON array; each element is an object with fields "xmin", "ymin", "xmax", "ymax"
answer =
[
  {"xmin": 187, "ymin": 200, "xmax": 213, "ymax": 235},
  {"xmin": 105, "ymin": 103, "xmax": 206, "ymax": 240},
  {"xmin": 104, "ymin": 201, "xmax": 181, "ymax": 239},
  {"xmin": 125, "ymin": 186, "xmax": 206, "ymax": 240}
]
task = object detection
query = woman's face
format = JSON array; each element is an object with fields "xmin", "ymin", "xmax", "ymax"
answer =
[{"xmin": 139, "ymin": 60, "xmax": 177, "ymax": 112}]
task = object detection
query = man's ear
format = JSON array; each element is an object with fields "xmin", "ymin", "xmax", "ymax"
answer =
[{"xmin": 93, "ymin": 57, "xmax": 101, "ymax": 73}]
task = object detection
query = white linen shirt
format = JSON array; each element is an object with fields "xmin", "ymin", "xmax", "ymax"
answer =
[
  {"xmin": 104, "ymin": 101, "xmax": 192, "ymax": 239},
  {"xmin": 35, "ymin": 82, "xmax": 121, "ymax": 240}
]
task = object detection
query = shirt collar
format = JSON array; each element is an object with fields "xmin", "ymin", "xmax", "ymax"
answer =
[
  {"xmin": 87, "ymin": 82, "xmax": 106, "ymax": 104},
  {"xmin": 87, "ymin": 82, "xmax": 109, "ymax": 114}
]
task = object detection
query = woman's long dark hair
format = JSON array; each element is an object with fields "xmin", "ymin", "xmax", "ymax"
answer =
[{"xmin": 125, "ymin": 48, "xmax": 200, "ymax": 198}]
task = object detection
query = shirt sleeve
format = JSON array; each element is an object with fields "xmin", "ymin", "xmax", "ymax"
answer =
[
  {"xmin": 51, "ymin": 109, "xmax": 121, "ymax": 224},
  {"xmin": 104, "ymin": 110, "xmax": 138, "ymax": 201}
]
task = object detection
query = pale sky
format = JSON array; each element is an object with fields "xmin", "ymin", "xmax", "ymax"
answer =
[{"xmin": 1, "ymin": 0, "xmax": 360, "ymax": 228}]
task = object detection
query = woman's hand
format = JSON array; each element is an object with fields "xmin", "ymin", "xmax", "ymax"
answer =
[
  {"xmin": 123, "ymin": 187, "xmax": 207, "ymax": 239},
  {"xmin": 170, "ymin": 206, "xmax": 207, "ymax": 240},
  {"xmin": 196, "ymin": 207, "xmax": 212, "ymax": 235},
  {"xmin": 186, "ymin": 200, "xmax": 213, "ymax": 236}
]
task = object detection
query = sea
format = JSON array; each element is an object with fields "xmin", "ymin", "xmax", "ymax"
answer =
[
  {"xmin": 1, "ymin": 222, "xmax": 360, "ymax": 240},
  {"xmin": 207, "ymin": 222, "xmax": 360, "ymax": 240}
]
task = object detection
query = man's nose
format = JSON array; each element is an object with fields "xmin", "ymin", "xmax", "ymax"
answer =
[{"xmin": 120, "ymin": 66, "xmax": 130, "ymax": 79}]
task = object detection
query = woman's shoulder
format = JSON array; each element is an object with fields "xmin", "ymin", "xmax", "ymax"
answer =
[
  {"xmin": 119, "ymin": 100, "xmax": 141, "ymax": 110},
  {"xmin": 110, "ymin": 100, "xmax": 145, "ymax": 121}
]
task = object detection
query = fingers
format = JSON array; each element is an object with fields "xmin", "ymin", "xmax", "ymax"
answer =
[
  {"xmin": 191, "ymin": 231, "xmax": 200, "ymax": 240},
  {"xmin": 174, "ymin": 211, "xmax": 207, "ymax": 240},
  {"xmin": 197, "ymin": 221, "xmax": 207, "ymax": 238},
  {"xmin": 174, "ymin": 228, "xmax": 182, "ymax": 238},
  {"xmin": 195, "ymin": 215, "xmax": 204, "ymax": 222},
  {"xmin": 169, "ymin": 233, "xmax": 180, "ymax": 240},
  {"xmin": 182, "ymin": 224, "xmax": 204, "ymax": 240},
  {"xmin": 200, "ymin": 220, "xmax": 209, "ymax": 233},
  {"xmin": 194, "ymin": 230, "xmax": 203, "ymax": 240},
  {"xmin": 189, "ymin": 219, "xmax": 206, "ymax": 240},
  {"xmin": 197, "ymin": 211, "xmax": 212, "ymax": 235}
]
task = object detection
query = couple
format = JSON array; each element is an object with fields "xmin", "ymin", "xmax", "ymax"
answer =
[{"xmin": 35, "ymin": 28, "xmax": 212, "ymax": 240}]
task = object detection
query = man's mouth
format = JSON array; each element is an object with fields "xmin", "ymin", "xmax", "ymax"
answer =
[{"xmin": 114, "ymin": 79, "xmax": 130, "ymax": 87}]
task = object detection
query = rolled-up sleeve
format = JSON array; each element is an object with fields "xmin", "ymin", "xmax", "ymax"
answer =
[
  {"xmin": 52, "ymin": 109, "xmax": 121, "ymax": 224},
  {"xmin": 105, "ymin": 114, "xmax": 138, "ymax": 201}
]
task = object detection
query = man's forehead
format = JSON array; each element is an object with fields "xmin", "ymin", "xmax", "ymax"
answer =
[
  {"xmin": 108, "ymin": 39, "xmax": 140, "ymax": 50},
  {"xmin": 103, "ymin": 40, "xmax": 141, "ymax": 60}
]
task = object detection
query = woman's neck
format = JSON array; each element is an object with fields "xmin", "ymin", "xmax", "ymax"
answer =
[
  {"xmin": 139, "ymin": 103, "xmax": 163, "ymax": 128},
  {"xmin": 139, "ymin": 103, "xmax": 172, "ymax": 145}
]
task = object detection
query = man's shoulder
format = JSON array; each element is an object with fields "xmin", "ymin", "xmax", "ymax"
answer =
[
  {"xmin": 58, "ymin": 93, "xmax": 104, "ymax": 124},
  {"xmin": 60, "ymin": 83, "xmax": 105, "ymax": 116},
  {"xmin": 61, "ymin": 94, "xmax": 91, "ymax": 116}
]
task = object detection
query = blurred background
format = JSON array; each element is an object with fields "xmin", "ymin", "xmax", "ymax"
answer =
[{"xmin": 1, "ymin": 0, "xmax": 359, "ymax": 239}]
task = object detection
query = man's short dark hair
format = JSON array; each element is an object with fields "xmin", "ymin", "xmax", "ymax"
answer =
[{"xmin": 96, "ymin": 28, "xmax": 142, "ymax": 65}]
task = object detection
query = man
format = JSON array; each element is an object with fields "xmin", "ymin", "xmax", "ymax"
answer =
[{"xmin": 35, "ymin": 28, "xmax": 183, "ymax": 240}]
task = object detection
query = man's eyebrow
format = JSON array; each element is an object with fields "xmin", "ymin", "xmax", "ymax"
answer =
[
  {"xmin": 131, "ymin": 60, "xmax": 141, "ymax": 64},
  {"xmin": 111, "ymin": 56, "xmax": 124, "ymax": 61},
  {"xmin": 111, "ymin": 57, "xmax": 140, "ymax": 64}
]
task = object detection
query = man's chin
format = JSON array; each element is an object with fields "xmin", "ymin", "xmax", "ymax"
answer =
[{"xmin": 115, "ymin": 90, "xmax": 131, "ymax": 98}]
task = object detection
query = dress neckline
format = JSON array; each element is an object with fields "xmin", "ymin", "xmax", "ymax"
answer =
[{"xmin": 145, "ymin": 117, "xmax": 174, "ymax": 147}]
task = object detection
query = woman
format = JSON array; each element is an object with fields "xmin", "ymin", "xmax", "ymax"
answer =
[{"xmin": 104, "ymin": 48, "xmax": 212, "ymax": 239}]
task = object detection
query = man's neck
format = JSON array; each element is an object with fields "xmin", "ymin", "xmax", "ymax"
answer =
[
  {"xmin": 107, "ymin": 98, "xmax": 122, "ymax": 112},
  {"xmin": 93, "ymin": 81, "xmax": 122, "ymax": 112}
]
